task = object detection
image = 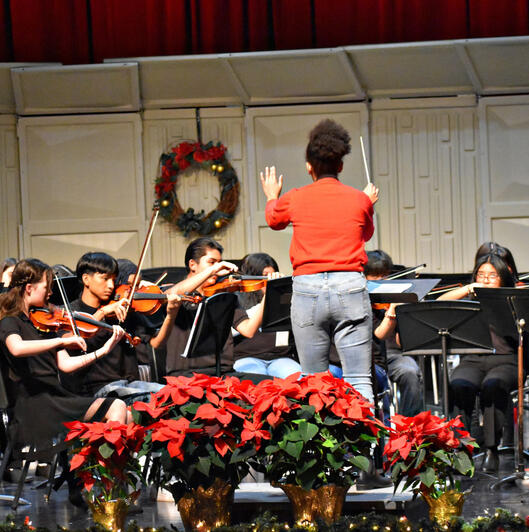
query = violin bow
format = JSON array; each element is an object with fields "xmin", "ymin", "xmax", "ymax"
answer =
[
  {"xmin": 122, "ymin": 204, "xmax": 160, "ymax": 321},
  {"xmin": 54, "ymin": 274, "xmax": 86, "ymax": 353},
  {"xmin": 359, "ymin": 135, "xmax": 371, "ymax": 185}
]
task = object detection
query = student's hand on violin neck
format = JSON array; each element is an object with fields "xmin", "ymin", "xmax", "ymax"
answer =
[
  {"xmin": 103, "ymin": 325, "xmax": 125, "ymax": 352},
  {"xmin": 166, "ymin": 293, "xmax": 182, "ymax": 316},
  {"xmin": 211, "ymin": 260, "xmax": 238, "ymax": 277},
  {"xmin": 260, "ymin": 166, "xmax": 283, "ymax": 201},
  {"xmin": 100, "ymin": 299, "xmax": 129, "ymax": 322},
  {"xmin": 62, "ymin": 335, "xmax": 87, "ymax": 352}
]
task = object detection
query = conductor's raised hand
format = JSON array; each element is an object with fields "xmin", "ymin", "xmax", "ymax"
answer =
[
  {"xmin": 363, "ymin": 183, "xmax": 379, "ymax": 205},
  {"xmin": 260, "ymin": 166, "xmax": 283, "ymax": 201}
]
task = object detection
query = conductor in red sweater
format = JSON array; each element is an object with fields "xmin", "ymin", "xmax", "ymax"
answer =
[{"xmin": 260, "ymin": 119, "xmax": 379, "ymax": 402}]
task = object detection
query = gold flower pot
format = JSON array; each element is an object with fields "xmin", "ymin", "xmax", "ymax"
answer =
[
  {"xmin": 422, "ymin": 489, "xmax": 468, "ymax": 526},
  {"xmin": 88, "ymin": 498, "xmax": 131, "ymax": 531},
  {"xmin": 177, "ymin": 478, "xmax": 234, "ymax": 532},
  {"xmin": 277, "ymin": 483, "xmax": 348, "ymax": 525}
]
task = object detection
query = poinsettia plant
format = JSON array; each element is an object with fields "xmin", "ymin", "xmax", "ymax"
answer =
[
  {"xmin": 383, "ymin": 411, "xmax": 478, "ymax": 499},
  {"xmin": 132, "ymin": 373, "xmax": 262, "ymax": 503},
  {"xmin": 64, "ymin": 420, "xmax": 146, "ymax": 503},
  {"xmin": 248, "ymin": 372, "xmax": 385, "ymax": 491}
]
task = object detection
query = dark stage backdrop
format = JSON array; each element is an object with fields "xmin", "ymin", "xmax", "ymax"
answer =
[{"xmin": 1, "ymin": 0, "xmax": 528, "ymax": 64}]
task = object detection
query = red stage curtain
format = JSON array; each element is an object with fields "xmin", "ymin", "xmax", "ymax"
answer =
[
  {"xmin": 1, "ymin": 1, "xmax": 528, "ymax": 65},
  {"xmin": 9, "ymin": 0, "xmax": 90, "ymax": 64},
  {"xmin": 469, "ymin": 0, "xmax": 529, "ymax": 38},
  {"xmin": 189, "ymin": 0, "xmax": 245, "ymax": 54},
  {"xmin": 314, "ymin": 0, "xmax": 467, "ymax": 47},
  {"xmin": 90, "ymin": 0, "xmax": 188, "ymax": 62},
  {"xmin": 272, "ymin": 0, "xmax": 313, "ymax": 50},
  {"xmin": 0, "ymin": 1, "xmax": 11, "ymax": 61}
]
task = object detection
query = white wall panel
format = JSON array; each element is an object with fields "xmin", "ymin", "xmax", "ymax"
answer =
[
  {"xmin": 478, "ymin": 95, "xmax": 529, "ymax": 271},
  {"xmin": 142, "ymin": 108, "xmax": 247, "ymax": 268},
  {"xmin": 372, "ymin": 103, "xmax": 479, "ymax": 272},
  {"xmin": 0, "ymin": 115, "xmax": 21, "ymax": 260},
  {"xmin": 17, "ymin": 114, "xmax": 145, "ymax": 268}
]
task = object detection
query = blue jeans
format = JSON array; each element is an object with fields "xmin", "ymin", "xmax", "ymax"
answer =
[
  {"xmin": 291, "ymin": 272, "xmax": 373, "ymax": 403},
  {"xmin": 386, "ymin": 350, "xmax": 423, "ymax": 417},
  {"xmin": 95, "ymin": 379, "xmax": 164, "ymax": 405},
  {"xmin": 374, "ymin": 364, "xmax": 391, "ymax": 426},
  {"xmin": 233, "ymin": 357, "xmax": 302, "ymax": 379}
]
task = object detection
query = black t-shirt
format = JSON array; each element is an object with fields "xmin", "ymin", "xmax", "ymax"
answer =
[
  {"xmin": 63, "ymin": 299, "xmax": 142, "ymax": 395},
  {"xmin": 0, "ymin": 313, "xmax": 62, "ymax": 395},
  {"xmin": 165, "ymin": 294, "xmax": 248, "ymax": 376}
]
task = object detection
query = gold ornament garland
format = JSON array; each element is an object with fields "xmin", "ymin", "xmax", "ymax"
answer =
[{"xmin": 155, "ymin": 141, "xmax": 239, "ymax": 237}]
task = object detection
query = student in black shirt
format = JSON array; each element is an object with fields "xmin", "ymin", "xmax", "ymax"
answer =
[
  {"xmin": 67, "ymin": 252, "xmax": 179, "ymax": 401},
  {"xmin": 165, "ymin": 238, "xmax": 265, "ymax": 377}
]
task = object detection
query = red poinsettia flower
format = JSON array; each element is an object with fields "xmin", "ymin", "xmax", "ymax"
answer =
[{"xmin": 240, "ymin": 419, "xmax": 270, "ymax": 450}]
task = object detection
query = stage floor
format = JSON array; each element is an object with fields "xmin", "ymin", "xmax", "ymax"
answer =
[{"xmin": 0, "ymin": 452, "xmax": 528, "ymax": 529}]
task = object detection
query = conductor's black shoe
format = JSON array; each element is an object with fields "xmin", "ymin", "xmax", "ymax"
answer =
[
  {"xmin": 356, "ymin": 470, "xmax": 393, "ymax": 490},
  {"xmin": 482, "ymin": 448, "xmax": 499, "ymax": 473}
]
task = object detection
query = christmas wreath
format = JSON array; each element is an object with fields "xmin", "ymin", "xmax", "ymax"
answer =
[{"xmin": 155, "ymin": 141, "xmax": 240, "ymax": 237}]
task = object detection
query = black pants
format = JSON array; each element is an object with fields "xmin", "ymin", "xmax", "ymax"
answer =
[{"xmin": 450, "ymin": 354, "xmax": 517, "ymax": 448}]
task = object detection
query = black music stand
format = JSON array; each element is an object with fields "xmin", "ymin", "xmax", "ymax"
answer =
[
  {"xmin": 396, "ymin": 300, "xmax": 494, "ymax": 417},
  {"xmin": 474, "ymin": 288, "xmax": 529, "ymax": 490},
  {"xmin": 181, "ymin": 292, "xmax": 238, "ymax": 377},
  {"xmin": 48, "ymin": 276, "xmax": 80, "ymax": 306},
  {"xmin": 261, "ymin": 277, "xmax": 293, "ymax": 332}
]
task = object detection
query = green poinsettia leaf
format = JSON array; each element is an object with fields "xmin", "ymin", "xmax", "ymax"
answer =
[
  {"xmin": 196, "ymin": 457, "xmax": 211, "ymax": 477},
  {"xmin": 432, "ymin": 449, "xmax": 451, "ymax": 465},
  {"xmin": 297, "ymin": 458, "xmax": 318, "ymax": 475},
  {"xmin": 350, "ymin": 455, "xmax": 370, "ymax": 471},
  {"xmin": 230, "ymin": 447, "xmax": 256, "ymax": 464},
  {"xmin": 454, "ymin": 451, "xmax": 473, "ymax": 474},
  {"xmin": 285, "ymin": 441, "xmax": 303, "ymax": 460},
  {"xmin": 98, "ymin": 443, "xmax": 114, "ymax": 459},
  {"xmin": 322, "ymin": 416, "xmax": 342, "ymax": 426},
  {"xmin": 283, "ymin": 430, "xmax": 301, "ymax": 442},
  {"xmin": 265, "ymin": 444, "xmax": 279, "ymax": 454},
  {"xmin": 414, "ymin": 447, "xmax": 426, "ymax": 468},
  {"xmin": 420, "ymin": 467, "xmax": 436, "ymax": 487},
  {"xmin": 297, "ymin": 405, "xmax": 316, "ymax": 419},
  {"xmin": 322, "ymin": 439, "xmax": 335, "ymax": 448},
  {"xmin": 298, "ymin": 421, "xmax": 319, "ymax": 442},
  {"xmin": 326, "ymin": 452, "xmax": 344, "ymax": 470}
]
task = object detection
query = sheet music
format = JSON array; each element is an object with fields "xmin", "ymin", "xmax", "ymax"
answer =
[
  {"xmin": 367, "ymin": 281, "xmax": 413, "ymax": 294},
  {"xmin": 181, "ymin": 301, "xmax": 204, "ymax": 358}
]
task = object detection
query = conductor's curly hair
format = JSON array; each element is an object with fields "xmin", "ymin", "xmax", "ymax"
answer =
[{"xmin": 306, "ymin": 119, "xmax": 351, "ymax": 177}]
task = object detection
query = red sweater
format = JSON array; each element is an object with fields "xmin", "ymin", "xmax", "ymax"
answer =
[{"xmin": 265, "ymin": 177, "xmax": 374, "ymax": 276}]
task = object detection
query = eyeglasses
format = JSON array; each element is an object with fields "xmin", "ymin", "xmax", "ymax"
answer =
[{"xmin": 476, "ymin": 272, "xmax": 499, "ymax": 281}]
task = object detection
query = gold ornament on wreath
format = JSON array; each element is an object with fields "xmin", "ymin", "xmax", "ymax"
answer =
[{"xmin": 155, "ymin": 140, "xmax": 240, "ymax": 237}]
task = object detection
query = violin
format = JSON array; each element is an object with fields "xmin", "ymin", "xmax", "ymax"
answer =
[
  {"xmin": 112, "ymin": 284, "xmax": 202, "ymax": 315},
  {"xmin": 29, "ymin": 307, "xmax": 141, "ymax": 346},
  {"xmin": 202, "ymin": 275, "xmax": 267, "ymax": 297}
]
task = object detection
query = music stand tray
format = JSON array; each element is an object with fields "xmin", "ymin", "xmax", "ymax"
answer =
[
  {"xmin": 182, "ymin": 292, "xmax": 238, "ymax": 377},
  {"xmin": 396, "ymin": 300, "xmax": 494, "ymax": 417},
  {"xmin": 474, "ymin": 287, "xmax": 529, "ymax": 489}
]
